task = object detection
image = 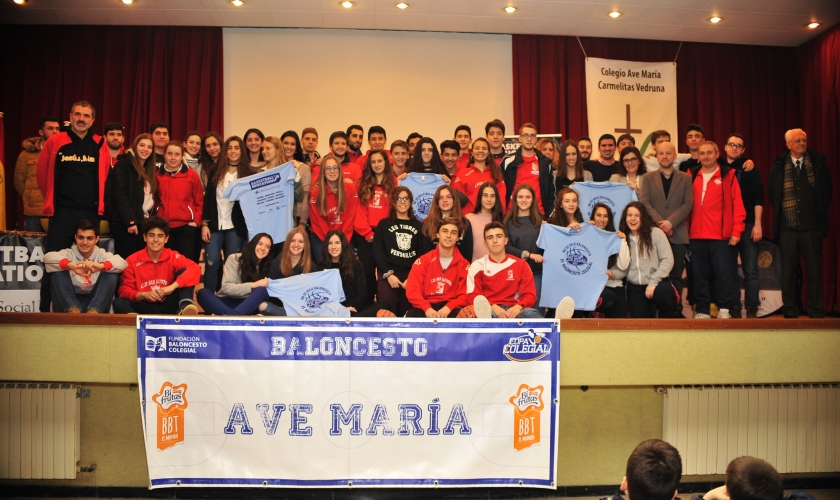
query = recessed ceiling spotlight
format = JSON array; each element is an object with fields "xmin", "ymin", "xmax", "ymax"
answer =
[
  {"xmin": 122, "ymin": 0, "xmax": 133, "ymax": 4},
  {"xmin": 808, "ymin": 22, "xmax": 820, "ymax": 29},
  {"xmin": 231, "ymin": 0, "xmax": 243, "ymax": 5},
  {"xmin": 710, "ymin": 16, "xmax": 722, "ymax": 23},
  {"xmin": 396, "ymin": 2, "xmax": 408, "ymax": 9},
  {"xmin": 609, "ymin": 11, "xmax": 621, "ymax": 18},
  {"xmin": 341, "ymin": 1, "xmax": 354, "ymax": 8},
  {"xmin": 13, "ymin": 0, "xmax": 25, "ymax": 4},
  {"xmin": 504, "ymin": 6, "xmax": 516, "ymax": 13}
]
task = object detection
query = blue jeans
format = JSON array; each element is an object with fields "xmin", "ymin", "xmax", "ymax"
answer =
[
  {"xmin": 50, "ymin": 271, "xmax": 119, "ymax": 313},
  {"xmin": 490, "ymin": 304, "xmax": 544, "ymax": 318},
  {"xmin": 196, "ymin": 287, "xmax": 268, "ymax": 316},
  {"xmin": 24, "ymin": 216, "xmax": 44, "ymax": 232},
  {"xmin": 533, "ymin": 272, "xmax": 543, "ymax": 312},
  {"xmin": 203, "ymin": 229, "xmax": 245, "ymax": 290},
  {"xmin": 735, "ymin": 224, "xmax": 759, "ymax": 307},
  {"xmin": 259, "ymin": 300, "xmax": 350, "ymax": 317}
]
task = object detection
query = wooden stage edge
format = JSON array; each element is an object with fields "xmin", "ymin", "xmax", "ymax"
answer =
[{"xmin": 0, "ymin": 312, "xmax": 837, "ymax": 330}]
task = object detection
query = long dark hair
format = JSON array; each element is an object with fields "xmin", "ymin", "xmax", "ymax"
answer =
[
  {"xmin": 423, "ymin": 184, "xmax": 464, "ymax": 240},
  {"xmin": 280, "ymin": 130, "xmax": 305, "ymax": 163},
  {"xmin": 558, "ymin": 140, "xmax": 585, "ymax": 181},
  {"xmin": 473, "ymin": 182, "xmax": 504, "ymax": 222},
  {"xmin": 503, "ymin": 183, "xmax": 541, "ymax": 228},
  {"xmin": 200, "ymin": 132, "xmax": 223, "ymax": 186},
  {"xmin": 359, "ymin": 150, "xmax": 395, "ymax": 205},
  {"xmin": 388, "ymin": 186, "xmax": 417, "ymax": 222},
  {"xmin": 470, "ymin": 138, "xmax": 502, "ymax": 183},
  {"xmin": 590, "ymin": 203, "xmax": 618, "ymax": 268},
  {"xmin": 407, "ymin": 137, "xmax": 446, "ymax": 175},
  {"xmin": 548, "ymin": 187, "xmax": 583, "ymax": 227},
  {"xmin": 239, "ymin": 233, "xmax": 273, "ymax": 283},
  {"xmin": 319, "ymin": 229, "xmax": 356, "ymax": 281},
  {"xmin": 617, "ymin": 146, "xmax": 647, "ymax": 177},
  {"xmin": 129, "ymin": 133, "xmax": 157, "ymax": 194},
  {"xmin": 619, "ymin": 201, "xmax": 654, "ymax": 258},
  {"xmin": 211, "ymin": 136, "xmax": 254, "ymax": 187},
  {"xmin": 243, "ymin": 128, "xmax": 265, "ymax": 163}
]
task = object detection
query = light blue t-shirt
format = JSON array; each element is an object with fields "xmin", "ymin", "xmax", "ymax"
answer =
[
  {"xmin": 224, "ymin": 162, "xmax": 296, "ymax": 242},
  {"xmin": 267, "ymin": 269, "xmax": 347, "ymax": 317},
  {"xmin": 536, "ymin": 222, "xmax": 621, "ymax": 310},
  {"xmin": 398, "ymin": 173, "xmax": 445, "ymax": 221},
  {"xmin": 572, "ymin": 181, "xmax": 637, "ymax": 222}
]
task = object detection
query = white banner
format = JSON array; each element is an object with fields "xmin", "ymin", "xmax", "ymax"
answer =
[
  {"xmin": 138, "ymin": 317, "xmax": 560, "ymax": 489},
  {"xmin": 585, "ymin": 57, "xmax": 677, "ymax": 156}
]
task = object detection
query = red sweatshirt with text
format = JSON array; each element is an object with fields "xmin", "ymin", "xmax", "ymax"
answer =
[
  {"xmin": 355, "ymin": 184, "xmax": 392, "ymax": 241},
  {"xmin": 118, "ymin": 248, "xmax": 201, "ymax": 302},
  {"xmin": 466, "ymin": 254, "xmax": 536, "ymax": 308},
  {"xmin": 309, "ymin": 182, "xmax": 360, "ymax": 242},
  {"xmin": 405, "ymin": 247, "xmax": 470, "ymax": 311},
  {"xmin": 452, "ymin": 165, "xmax": 508, "ymax": 213}
]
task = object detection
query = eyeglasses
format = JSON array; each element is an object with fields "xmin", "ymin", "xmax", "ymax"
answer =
[
  {"xmin": 726, "ymin": 143, "xmax": 745, "ymax": 149},
  {"xmin": 324, "ymin": 165, "xmax": 340, "ymax": 171},
  {"xmin": 396, "ymin": 196, "xmax": 411, "ymax": 202},
  {"xmin": 623, "ymin": 157, "xmax": 639, "ymax": 164},
  {"xmin": 520, "ymin": 133, "xmax": 537, "ymax": 139}
]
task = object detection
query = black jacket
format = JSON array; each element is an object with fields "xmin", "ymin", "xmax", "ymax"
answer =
[
  {"xmin": 203, "ymin": 166, "xmax": 249, "ymax": 240},
  {"xmin": 768, "ymin": 148, "xmax": 832, "ymax": 238},
  {"xmin": 105, "ymin": 152, "xmax": 150, "ymax": 228},
  {"xmin": 326, "ymin": 260, "xmax": 366, "ymax": 311},
  {"xmin": 500, "ymin": 148, "xmax": 555, "ymax": 216},
  {"xmin": 720, "ymin": 157, "xmax": 764, "ymax": 226}
]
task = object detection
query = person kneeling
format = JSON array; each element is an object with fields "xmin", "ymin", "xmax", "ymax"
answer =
[
  {"xmin": 196, "ymin": 233, "xmax": 272, "ymax": 316},
  {"xmin": 44, "ymin": 219, "xmax": 126, "ymax": 313},
  {"xmin": 113, "ymin": 216, "xmax": 200, "ymax": 315},
  {"xmin": 404, "ymin": 217, "xmax": 469, "ymax": 318},
  {"xmin": 469, "ymin": 222, "xmax": 543, "ymax": 318}
]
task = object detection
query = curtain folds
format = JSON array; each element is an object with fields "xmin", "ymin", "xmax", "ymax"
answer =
[{"xmin": 1, "ymin": 25, "xmax": 224, "ymax": 229}]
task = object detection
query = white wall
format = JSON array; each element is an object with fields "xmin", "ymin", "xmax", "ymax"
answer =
[{"xmin": 224, "ymin": 28, "xmax": 513, "ymax": 151}]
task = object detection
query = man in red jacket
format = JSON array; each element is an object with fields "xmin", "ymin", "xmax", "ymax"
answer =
[
  {"xmin": 36, "ymin": 100, "xmax": 112, "ymax": 311},
  {"xmin": 688, "ymin": 141, "xmax": 746, "ymax": 320},
  {"xmin": 113, "ymin": 216, "xmax": 200, "ymax": 315},
  {"xmin": 405, "ymin": 217, "xmax": 469, "ymax": 318},
  {"xmin": 468, "ymin": 222, "xmax": 543, "ymax": 319}
]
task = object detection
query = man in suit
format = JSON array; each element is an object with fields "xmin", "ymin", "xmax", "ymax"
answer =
[
  {"xmin": 768, "ymin": 128, "xmax": 832, "ymax": 318},
  {"xmin": 639, "ymin": 142, "xmax": 694, "ymax": 299}
]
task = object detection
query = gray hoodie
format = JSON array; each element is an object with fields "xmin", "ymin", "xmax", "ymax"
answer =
[
  {"xmin": 625, "ymin": 227, "xmax": 673, "ymax": 286},
  {"xmin": 44, "ymin": 245, "xmax": 127, "ymax": 294}
]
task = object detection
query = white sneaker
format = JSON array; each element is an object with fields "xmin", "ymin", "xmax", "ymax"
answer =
[
  {"xmin": 694, "ymin": 312, "xmax": 712, "ymax": 319},
  {"xmin": 554, "ymin": 296, "xmax": 575, "ymax": 319},
  {"xmin": 473, "ymin": 295, "xmax": 493, "ymax": 319},
  {"xmin": 717, "ymin": 309, "xmax": 731, "ymax": 319}
]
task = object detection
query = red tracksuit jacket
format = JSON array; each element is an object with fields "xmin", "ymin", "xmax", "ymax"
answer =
[
  {"xmin": 452, "ymin": 165, "xmax": 508, "ymax": 213},
  {"xmin": 355, "ymin": 184, "xmax": 392, "ymax": 241},
  {"xmin": 118, "ymin": 248, "xmax": 201, "ymax": 302},
  {"xmin": 466, "ymin": 254, "xmax": 537, "ymax": 308},
  {"xmin": 155, "ymin": 165, "xmax": 203, "ymax": 228},
  {"xmin": 405, "ymin": 246, "xmax": 470, "ymax": 311},
  {"xmin": 309, "ymin": 182, "xmax": 360, "ymax": 242}
]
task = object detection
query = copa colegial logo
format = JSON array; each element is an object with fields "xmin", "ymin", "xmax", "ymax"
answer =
[{"xmin": 503, "ymin": 329, "xmax": 551, "ymax": 362}]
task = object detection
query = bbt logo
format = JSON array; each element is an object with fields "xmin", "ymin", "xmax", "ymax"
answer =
[
  {"xmin": 509, "ymin": 384, "xmax": 544, "ymax": 451},
  {"xmin": 152, "ymin": 382, "xmax": 189, "ymax": 451}
]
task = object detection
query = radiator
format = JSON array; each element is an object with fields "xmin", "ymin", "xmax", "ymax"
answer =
[
  {"xmin": 0, "ymin": 383, "xmax": 80, "ymax": 479},
  {"xmin": 663, "ymin": 384, "xmax": 839, "ymax": 475}
]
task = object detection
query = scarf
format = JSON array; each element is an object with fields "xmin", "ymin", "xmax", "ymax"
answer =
[{"xmin": 781, "ymin": 152, "xmax": 815, "ymax": 228}]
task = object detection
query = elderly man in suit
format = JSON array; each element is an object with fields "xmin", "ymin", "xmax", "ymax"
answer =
[{"xmin": 639, "ymin": 142, "xmax": 694, "ymax": 301}]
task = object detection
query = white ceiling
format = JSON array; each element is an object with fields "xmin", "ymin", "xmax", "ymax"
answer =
[{"xmin": 2, "ymin": 0, "xmax": 838, "ymax": 47}]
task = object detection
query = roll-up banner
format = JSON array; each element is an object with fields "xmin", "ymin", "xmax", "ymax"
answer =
[{"xmin": 137, "ymin": 317, "xmax": 561, "ymax": 489}]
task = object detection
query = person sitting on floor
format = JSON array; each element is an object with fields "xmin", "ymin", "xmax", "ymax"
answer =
[
  {"xmin": 196, "ymin": 233, "xmax": 273, "ymax": 316},
  {"xmin": 44, "ymin": 218, "xmax": 126, "ymax": 313}
]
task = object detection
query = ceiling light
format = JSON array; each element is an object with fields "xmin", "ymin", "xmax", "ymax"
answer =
[
  {"xmin": 396, "ymin": 2, "xmax": 408, "ymax": 9},
  {"xmin": 231, "ymin": 0, "xmax": 243, "ymax": 5},
  {"xmin": 710, "ymin": 16, "xmax": 722, "ymax": 23},
  {"xmin": 609, "ymin": 11, "xmax": 621, "ymax": 18},
  {"xmin": 122, "ymin": 0, "xmax": 133, "ymax": 4},
  {"xmin": 13, "ymin": 0, "xmax": 25, "ymax": 4},
  {"xmin": 504, "ymin": 6, "xmax": 516, "ymax": 13},
  {"xmin": 808, "ymin": 22, "xmax": 820, "ymax": 29},
  {"xmin": 341, "ymin": 1, "xmax": 354, "ymax": 7}
]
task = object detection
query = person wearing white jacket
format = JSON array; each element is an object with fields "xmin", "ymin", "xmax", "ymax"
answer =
[
  {"xmin": 44, "ymin": 219, "xmax": 127, "ymax": 313},
  {"xmin": 619, "ymin": 201, "xmax": 682, "ymax": 318}
]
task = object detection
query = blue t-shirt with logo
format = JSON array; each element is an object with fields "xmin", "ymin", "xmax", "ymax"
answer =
[
  {"xmin": 536, "ymin": 222, "xmax": 621, "ymax": 310},
  {"xmin": 225, "ymin": 162, "xmax": 296, "ymax": 242},
  {"xmin": 267, "ymin": 269, "xmax": 346, "ymax": 317},
  {"xmin": 398, "ymin": 173, "xmax": 445, "ymax": 221},
  {"xmin": 572, "ymin": 181, "xmax": 637, "ymax": 222}
]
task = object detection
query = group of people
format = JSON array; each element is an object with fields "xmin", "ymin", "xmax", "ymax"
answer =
[{"xmin": 18, "ymin": 99, "xmax": 832, "ymax": 319}]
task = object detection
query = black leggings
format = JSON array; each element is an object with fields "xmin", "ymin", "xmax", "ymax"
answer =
[
  {"xmin": 626, "ymin": 280, "xmax": 682, "ymax": 318},
  {"xmin": 596, "ymin": 285, "xmax": 628, "ymax": 318},
  {"xmin": 353, "ymin": 233, "xmax": 378, "ymax": 307}
]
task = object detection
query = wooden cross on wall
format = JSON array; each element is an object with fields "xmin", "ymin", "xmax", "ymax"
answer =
[{"xmin": 614, "ymin": 104, "xmax": 642, "ymax": 135}]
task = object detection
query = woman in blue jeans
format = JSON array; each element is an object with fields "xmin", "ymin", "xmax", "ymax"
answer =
[{"xmin": 196, "ymin": 233, "xmax": 273, "ymax": 315}]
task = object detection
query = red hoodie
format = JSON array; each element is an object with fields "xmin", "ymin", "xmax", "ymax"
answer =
[
  {"xmin": 36, "ymin": 131, "xmax": 110, "ymax": 216},
  {"xmin": 309, "ymin": 182, "xmax": 360, "ymax": 241},
  {"xmin": 155, "ymin": 164, "xmax": 203, "ymax": 228},
  {"xmin": 466, "ymin": 254, "xmax": 536, "ymax": 308},
  {"xmin": 405, "ymin": 246, "xmax": 470, "ymax": 311},
  {"xmin": 355, "ymin": 184, "xmax": 392, "ymax": 241},
  {"xmin": 118, "ymin": 247, "xmax": 200, "ymax": 302},
  {"xmin": 452, "ymin": 165, "xmax": 508, "ymax": 213}
]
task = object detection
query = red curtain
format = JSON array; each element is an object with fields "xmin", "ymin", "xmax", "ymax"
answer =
[
  {"xmin": 798, "ymin": 24, "xmax": 840, "ymax": 312},
  {"xmin": 1, "ymin": 25, "xmax": 224, "ymax": 229},
  {"xmin": 512, "ymin": 34, "xmax": 840, "ymax": 312}
]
